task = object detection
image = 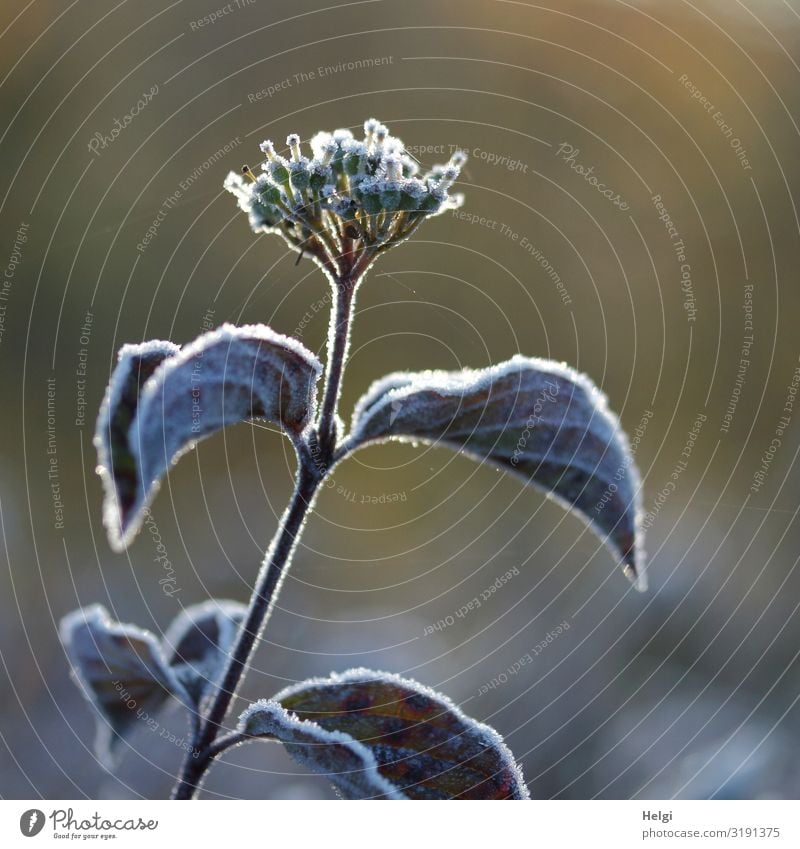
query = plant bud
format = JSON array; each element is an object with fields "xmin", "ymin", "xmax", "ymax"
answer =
[
  {"xmin": 258, "ymin": 183, "xmax": 282, "ymax": 205},
  {"xmin": 268, "ymin": 159, "xmax": 290, "ymax": 185},
  {"xmin": 286, "ymin": 133, "xmax": 302, "ymax": 162},
  {"xmin": 309, "ymin": 164, "xmax": 330, "ymax": 191},
  {"xmin": 361, "ymin": 186, "xmax": 382, "ymax": 215},
  {"xmin": 399, "ymin": 185, "xmax": 424, "ymax": 211},
  {"xmin": 380, "ymin": 188, "xmax": 401, "ymax": 211},
  {"xmin": 290, "ymin": 161, "xmax": 310, "ymax": 191},
  {"xmin": 364, "ymin": 117, "xmax": 379, "ymax": 150},
  {"xmin": 438, "ymin": 166, "xmax": 459, "ymax": 190},
  {"xmin": 259, "ymin": 139, "xmax": 277, "ymax": 161},
  {"xmin": 384, "ymin": 155, "xmax": 401, "ymax": 182}
]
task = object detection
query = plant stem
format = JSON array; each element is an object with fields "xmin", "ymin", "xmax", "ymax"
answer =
[
  {"xmin": 315, "ymin": 275, "xmax": 356, "ymax": 463},
  {"xmin": 172, "ymin": 259, "xmax": 365, "ymax": 799},
  {"xmin": 201, "ymin": 730, "xmax": 250, "ymax": 762},
  {"xmin": 172, "ymin": 462, "xmax": 321, "ymax": 799},
  {"xmin": 316, "ymin": 247, "xmax": 375, "ymax": 460}
]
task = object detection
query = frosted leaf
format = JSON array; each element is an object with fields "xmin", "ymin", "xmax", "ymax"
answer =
[
  {"xmin": 349, "ymin": 356, "xmax": 645, "ymax": 589},
  {"xmin": 94, "ymin": 341, "xmax": 180, "ymax": 553},
  {"xmin": 163, "ymin": 599, "xmax": 247, "ymax": 707},
  {"xmin": 241, "ymin": 700, "xmax": 404, "ymax": 800},
  {"xmin": 60, "ymin": 600, "xmax": 249, "ymax": 764},
  {"xmin": 240, "ymin": 668, "xmax": 529, "ymax": 800},
  {"xmin": 59, "ymin": 605, "xmax": 188, "ymax": 767},
  {"xmin": 96, "ymin": 323, "xmax": 322, "ymax": 551}
]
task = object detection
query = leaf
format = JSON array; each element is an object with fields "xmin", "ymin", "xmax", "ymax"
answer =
[
  {"xmin": 95, "ymin": 341, "xmax": 180, "ymax": 552},
  {"xmin": 60, "ymin": 599, "xmax": 246, "ymax": 764},
  {"xmin": 59, "ymin": 604, "xmax": 187, "ymax": 767},
  {"xmin": 348, "ymin": 356, "xmax": 645, "ymax": 589},
  {"xmin": 239, "ymin": 668, "xmax": 529, "ymax": 799},
  {"xmin": 163, "ymin": 599, "xmax": 247, "ymax": 706},
  {"xmin": 96, "ymin": 323, "xmax": 322, "ymax": 550},
  {"xmin": 241, "ymin": 700, "xmax": 405, "ymax": 800}
]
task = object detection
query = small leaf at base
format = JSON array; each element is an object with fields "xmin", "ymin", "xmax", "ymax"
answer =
[
  {"xmin": 163, "ymin": 599, "xmax": 247, "ymax": 706},
  {"xmin": 59, "ymin": 605, "xmax": 187, "ymax": 767},
  {"xmin": 60, "ymin": 599, "xmax": 246, "ymax": 765}
]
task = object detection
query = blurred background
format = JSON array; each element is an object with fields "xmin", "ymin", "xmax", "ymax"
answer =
[{"xmin": 1, "ymin": 0, "xmax": 799, "ymax": 800}]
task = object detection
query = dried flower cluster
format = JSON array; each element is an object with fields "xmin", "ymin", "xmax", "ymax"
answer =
[{"xmin": 224, "ymin": 118, "xmax": 467, "ymax": 278}]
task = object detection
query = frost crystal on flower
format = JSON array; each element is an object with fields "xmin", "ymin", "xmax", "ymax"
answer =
[{"xmin": 224, "ymin": 118, "xmax": 467, "ymax": 280}]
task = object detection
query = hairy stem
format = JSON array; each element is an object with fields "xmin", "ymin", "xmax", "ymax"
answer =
[
  {"xmin": 315, "ymin": 278, "xmax": 356, "ymax": 462},
  {"xmin": 316, "ymin": 247, "xmax": 374, "ymax": 459}
]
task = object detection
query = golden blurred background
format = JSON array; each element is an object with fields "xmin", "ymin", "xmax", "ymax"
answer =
[{"xmin": 1, "ymin": 0, "xmax": 799, "ymax": 799}]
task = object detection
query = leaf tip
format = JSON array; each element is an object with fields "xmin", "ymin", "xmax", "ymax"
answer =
[{"xmin": 623, "ymin": 559, "xmax": 647, "ymax": 592}]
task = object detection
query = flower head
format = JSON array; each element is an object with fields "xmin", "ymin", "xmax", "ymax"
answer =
[{"xmin": 224, "ymin": 118, "xmax": 467, "ymax": 281}]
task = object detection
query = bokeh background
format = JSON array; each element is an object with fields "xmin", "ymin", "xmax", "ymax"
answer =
[{"xmin": 1, "ymin": 0, "xmax": 800, "ymax": 800}]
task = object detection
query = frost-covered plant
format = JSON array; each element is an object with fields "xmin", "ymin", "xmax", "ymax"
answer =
[{"xmin": 60, "ymin": 119, "xmax": 644, "ymax": 800}]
